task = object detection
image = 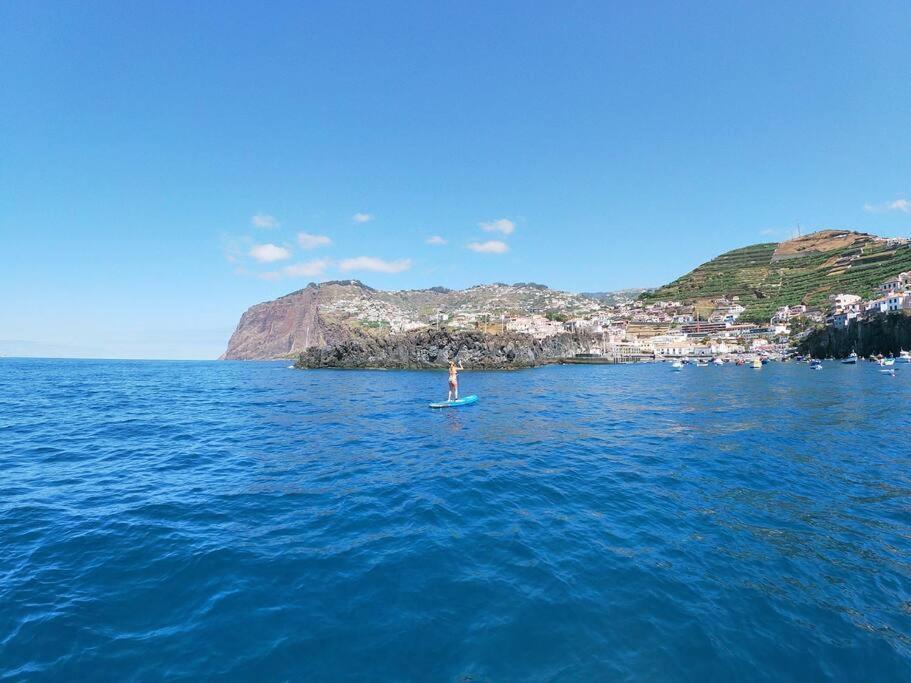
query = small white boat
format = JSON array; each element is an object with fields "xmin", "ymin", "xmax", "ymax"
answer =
[
  {"xmin": 671, "ymin": 360, "xmax": 684, "ymax": 371},
  {"xmin": 881, "ymin": 358, "xmax": 895, "ymax": 367},
  {"xmin": 900, "ymin": 350, "xmax": 911, "ymax": 363},
  {"xmin": 842, "ymin": 352, "xmax": 858, "ymax": 365},
  {"xmin": 712, "ymin": 357, "xmax": 724, "ymax": 366},
  {"xmin": 751, "ymin": 358, "xmax": 762, "ymax": 369}
]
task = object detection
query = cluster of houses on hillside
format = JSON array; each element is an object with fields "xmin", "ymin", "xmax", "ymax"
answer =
[
  {"xmin": 488, "ymin": 295, "xmax": 792, "ymax": 360},
  {"xmin": 827, "ymin": 271, "xmax": 911, "ymax": 327}
]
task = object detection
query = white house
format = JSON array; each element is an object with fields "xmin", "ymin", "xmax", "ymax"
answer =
[
  {"xmin": 886, "ymin": 292, "xmax": 911, "ymax": 312},
  {"xmin": 876, "ymin": 272, "xmax": 911, "ymax": 295},
  {"xmin": 829, "ymin": 293, "xmax": 861, "ymax": 312}
]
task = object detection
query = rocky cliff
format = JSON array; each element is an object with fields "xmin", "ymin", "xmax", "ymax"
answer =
[
  {"xmin": 294, "ymin": 328, "xmax": 594, "ymax": 369},
  {"xmin": 222, "ymin": 279, "xmax": 606, "ymax": 360},
  {"xmin": 798, "ymin": 313, "xmax": 911, "ymax": 359},
  {"xmin": 221, "ymin": 286, "xmax": 328, "ymax": 360}
]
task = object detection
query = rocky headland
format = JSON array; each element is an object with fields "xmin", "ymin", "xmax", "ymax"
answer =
[{"xmin": 222, "ymin": 279, "xmax": 605, "ymax": 361}]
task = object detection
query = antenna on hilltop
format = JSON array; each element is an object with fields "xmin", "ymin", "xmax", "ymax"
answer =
[{"xmin": 796, "ymin": 222, "xmax": 801, "ymax": 239}]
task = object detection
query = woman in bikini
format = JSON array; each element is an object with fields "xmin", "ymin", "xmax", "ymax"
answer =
[{"xmin": 447, "ymin": 360, "xmax": 463, "ymax": 401}]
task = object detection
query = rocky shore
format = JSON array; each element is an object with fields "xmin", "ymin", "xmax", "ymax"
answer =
[
  {"xmin": 799, "ymin": 313, "xmax": 911, "ymax": 358},
  {"xmin": 293, "ymin": 328, "xmax": 594, "ymax": 370}
]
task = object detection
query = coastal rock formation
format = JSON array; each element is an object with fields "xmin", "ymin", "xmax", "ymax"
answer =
[
  {"xmin": 221, "ymin": 286, "xmax": 329, "ymax": 360},
  {"xmin": 294, "ymin": 328, "xmax": 594, "ymax": 369},
  {"xmin": 799, "ymin": 313, "xmax": 911, "ymax": 359},
  {"xmin": 222, "ymin": 280, "xmax": 606, "ymax": 360}
]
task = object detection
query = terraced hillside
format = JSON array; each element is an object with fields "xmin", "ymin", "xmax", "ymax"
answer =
[{"xmin": 642, "ymin": 230, "xmax": 911, "ymax": 322}]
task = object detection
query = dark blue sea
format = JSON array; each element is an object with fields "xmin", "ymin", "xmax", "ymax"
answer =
[{"xmin": 3, "ymin": 358, "xmax": 911, "ymax": 681}]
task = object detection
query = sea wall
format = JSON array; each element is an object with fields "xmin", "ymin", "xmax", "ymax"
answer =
[
  {"xmin": 294, "ymin": 328, "xmax": 594, "ymax": 369},
  {"xmin": 798, "ymin": 313, "xmax": 911, "ymax": 358}
]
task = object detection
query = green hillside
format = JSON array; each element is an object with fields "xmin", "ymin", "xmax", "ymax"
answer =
[{"xmin": 642, "ymin": 230, "xmax": 911, "ymax": 322}]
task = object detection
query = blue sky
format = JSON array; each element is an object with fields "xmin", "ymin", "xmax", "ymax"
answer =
[{"xmin": 2, "ymin": 1, "xmax": 909, "ymax": 359}]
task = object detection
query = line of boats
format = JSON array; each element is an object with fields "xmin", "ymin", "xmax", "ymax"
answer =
[
  {"xmin": 670, "ymin": 350, "xmax": 911, "ymax": 372},
  {"xmin": 805, "ymin": 350, "xmax": 910, "ymax": 374},
  {"xmin": 670, "ymin": 356, "xmax": 766, "ymax": 370},
  {"xmin": 827, "ymin": 349, "xmax": 910, "ymax": 369}
]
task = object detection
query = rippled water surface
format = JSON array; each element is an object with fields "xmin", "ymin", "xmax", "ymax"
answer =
[{"xmin": 3, "ymin": 358, "xmax": 911, "ymax": 680}]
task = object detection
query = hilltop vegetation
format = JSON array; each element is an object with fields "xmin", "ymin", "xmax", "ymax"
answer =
[{"xmin": 641, "ymin": 230, "xmax": 911, "ymax": 322}]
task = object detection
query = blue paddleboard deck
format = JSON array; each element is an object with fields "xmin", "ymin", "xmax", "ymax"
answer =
[{"xmin": 429, "ymin": 395, "xmax": 478, "ymax": 409}]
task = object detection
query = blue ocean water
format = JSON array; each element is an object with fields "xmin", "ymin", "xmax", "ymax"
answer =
[{"xmin": 2, "ymin": 358, "xmax": 911, "ymax": 681}]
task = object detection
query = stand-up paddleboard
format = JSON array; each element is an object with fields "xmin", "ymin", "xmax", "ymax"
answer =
[{"xmin": 429, "ymin": 395, "xmax": 478, "ymax": 409}]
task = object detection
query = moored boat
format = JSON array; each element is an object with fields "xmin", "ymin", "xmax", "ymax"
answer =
[{"xmin": 842, "ymin": 351, "xmax": 858, "ymax": 365}]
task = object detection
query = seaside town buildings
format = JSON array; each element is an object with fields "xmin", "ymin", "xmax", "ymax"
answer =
[
  {"xmin": 329, "ymin": 268, "xmax": 911, "ymax": 362},
  {"xmin": 471, "ymin": 269, "xmax": 911, "ymax": 361},
  {"xmin": 827, "ymin": 271, "xmax": 911, "ymax": 326}
]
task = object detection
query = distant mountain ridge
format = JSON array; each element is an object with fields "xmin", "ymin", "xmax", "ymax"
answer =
[{"xmin": 641, "ymin": 230, "xmax": 911, "ymax": 321}]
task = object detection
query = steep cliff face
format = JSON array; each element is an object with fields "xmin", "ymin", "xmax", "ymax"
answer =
[
  {"xmin": 222, "ymin": 279, "xmax": 607, "ymax": 360},
  {"xmin": 222, "ymin": 287, "xmax": 328, "ymax": 360},
  {"xmin": 294, "ymin": 329, "xmax": 593, "ymax": 369},
  {"xmin": 798, "ymin": 313, "xmax": 911, "ymax": 359}
]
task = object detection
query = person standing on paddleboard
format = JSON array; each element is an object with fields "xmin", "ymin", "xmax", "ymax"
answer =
[{"xmin": 447, "ymin": 360, "xmax": 463, "ymax": 401}]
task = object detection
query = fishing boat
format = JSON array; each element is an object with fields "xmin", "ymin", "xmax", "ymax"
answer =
[
  {"xmin": 842, "ymin": 351, "xmax": 858, "ymax": 365},
  {"xmin": 809, "ymin": 359, "xmax": 823, "ymax": 370},
  {"xmin": 712, "ymin": 357, "xmax": 724, "ymax": 366},
  {"xmin": 695, "ymin": 360, "xmax": 709, "ymax": 367},
  {"xmin": 671, "ymin": 360, "xmax": 684, "ymax": 371}
]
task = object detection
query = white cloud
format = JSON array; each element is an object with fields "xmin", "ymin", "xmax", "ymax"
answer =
[
  {"xmin": 252, "ymin": 213, "xmax": 279, "ymax": 229},
  {"xmin": 352, "ymin": 212, "xmax": 374, "ymax": 223},
  {"xmin": 250, "ymin": 243, "xmax": 292, "ymax": 263},
  {"xmin": 284, "ymin": 259, "xmax": 331, "ymax": 277},
  {"xmin": 479, "ymin": 218, "xmax": 515, "ymax": 235},
  {"xmin": 339, "ymin": 256, "xmax": 412, "ymax": 273},
  {"xmin": 426, "ymin": 235, "xmax": 447, "ymax": 245},
  {"xmin": 864, "ymin": 198, "xmax": 911, "ymax": 214},
  {"xmin": 259, "ymin": 259, "xmax": 331, "ymax": 280},
  {"xmin": 297, "ymin": 231, "xmax": 333, "ymax": 249},
  {"xmin": 467, "ymin": 240, "xmax": 509, "ymax": 254}
]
